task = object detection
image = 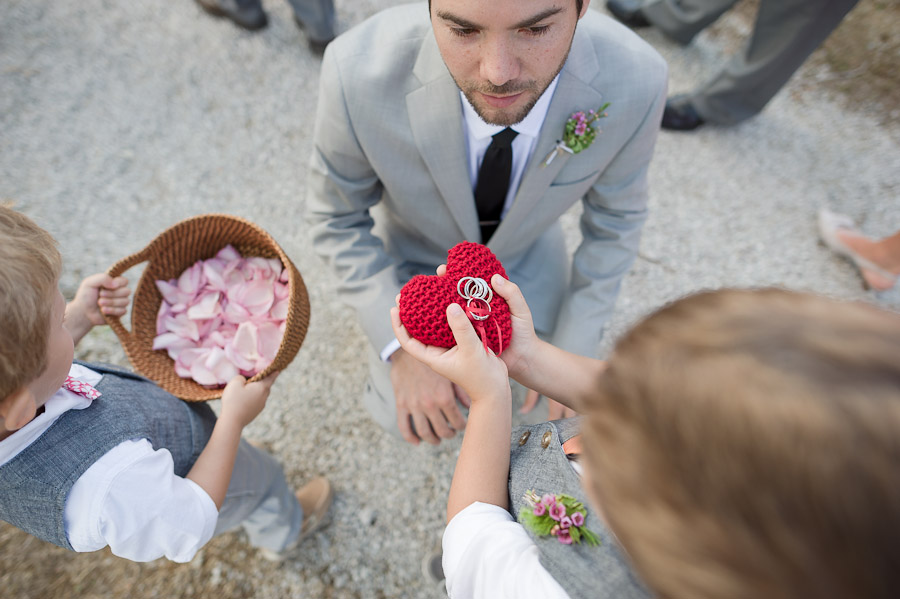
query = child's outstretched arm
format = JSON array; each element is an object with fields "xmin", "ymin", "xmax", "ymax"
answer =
[
  {"xmin": 64, "ymin": 273, "xmax": 130, "ymax": 345},
  {"xmin": 392, "ymin": 301, "xmax": 511, "ymax": 522},
  {"xmin": 491, "ymin": 275, "xmax": 606, "ymax": 414},
  {"xmin": 186, "ymin": 373, "xmax": 279, "ymax": 508}
]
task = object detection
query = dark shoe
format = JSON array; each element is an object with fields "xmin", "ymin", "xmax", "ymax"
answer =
[
  {"xmin": 606, "ymin": 0, "xmax": 651, "ymax": 29},
  {"xmin": 195, "ymin": 0, "xmax": 267, "ymax": 31},
  {"xmin": 662, "ymin": 95, "xmax": 706, "ymax": 131},
  {"xmin": 293, "ymin": 15, "xmax": 335, "ymax": 55},
  {"xmin": 421, "ymin": 550, "xmax": 445, "ymax": 584}
]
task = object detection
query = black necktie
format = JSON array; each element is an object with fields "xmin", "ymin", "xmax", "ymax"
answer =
[{"xmin": 475, "ymin": 127, "xmax": 518, "ymax": 243}]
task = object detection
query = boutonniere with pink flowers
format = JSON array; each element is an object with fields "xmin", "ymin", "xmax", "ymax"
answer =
[
  {"xmin": 519, "ymin": 490, "xmax": 601, "ymax": 546},
  {"xmin": 542, "ymin": 103, "xmax": 611, "ymax": 166}
]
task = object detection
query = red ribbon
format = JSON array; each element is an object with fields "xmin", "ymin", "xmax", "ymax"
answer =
[{"xmin": 463, "ymin": 301, "xmax": 503, "ymax": 355}]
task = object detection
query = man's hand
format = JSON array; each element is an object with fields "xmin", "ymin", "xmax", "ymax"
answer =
[
  {"xmin": 390, "ymin": 348, "xmax": 467, "ymax": 446},
  {"xmin": 64, "ymin": 273, "xmax": 130, "ymax": 344},
  {"xmin": 391, "ymin": 300, "xmax": 510, "ymax": 441},
  {"xmin": 520, "ymin": 390, "xmax": 578, "ymax": 419},
  {"xmin": 219, "ymin": 372, "xmax": 279, "ymax": 429}
]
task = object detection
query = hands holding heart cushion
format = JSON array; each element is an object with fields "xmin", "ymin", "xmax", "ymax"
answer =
[
  {"xmin": 398, "ymin": 242, "xmax": 512, "ymax": 355},
  {"xmin": 390, "ymin": 242, "xmax": 576, "ymax": 445},
  {"xmin": 391, "ymin": 242, "xmax": 548, "ymax": 421}
]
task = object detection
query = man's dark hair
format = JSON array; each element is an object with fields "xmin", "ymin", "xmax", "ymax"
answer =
[{"xmin": 428, "ymin": 0, "xmax": 585, "ymax": 16}]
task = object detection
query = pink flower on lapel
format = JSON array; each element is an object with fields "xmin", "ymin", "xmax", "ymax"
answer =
[{"xmin": 519, "ymin": 490, "xmax": 602, "ymax": 546}]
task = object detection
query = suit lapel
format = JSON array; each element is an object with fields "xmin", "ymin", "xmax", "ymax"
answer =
[
  {"xmin": 489, "ymin": 29, "xmax": 604, "ymax": 250},
  {"xmin": 407, "ymin": 34, "xmax": 480, "ymax": 241}
]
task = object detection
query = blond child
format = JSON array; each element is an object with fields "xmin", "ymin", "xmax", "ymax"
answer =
[
  {"xmin": 392, "ymin": 274, "xmax": 900, "ymax": 598},
  {"xmin": 0, "ymin": 206, "xmax": 331, "ymax": 562}
]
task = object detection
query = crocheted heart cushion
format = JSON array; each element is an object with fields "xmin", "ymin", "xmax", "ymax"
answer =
[{"xmin": 398, "ymin": 241, "xmax": 511, "ymax": 354}]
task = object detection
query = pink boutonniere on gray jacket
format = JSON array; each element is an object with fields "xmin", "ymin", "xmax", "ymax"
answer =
[
  {"xmin": 519, "ymin": 490, "xmax": 601, "ymax": 546},
  {"xmin": 542, "ymin": 102, "xmax": 611, "ymax": 166}
]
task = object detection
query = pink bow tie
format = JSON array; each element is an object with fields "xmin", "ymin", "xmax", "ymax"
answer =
[{"xmin": 63, "ymin": 376, "xmax": 101, "ymax": 400}]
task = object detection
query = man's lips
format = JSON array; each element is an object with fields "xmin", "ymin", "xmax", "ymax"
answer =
[{"xmin": 480, "ymin": 92, "xmax": 524, "ymax": 108}]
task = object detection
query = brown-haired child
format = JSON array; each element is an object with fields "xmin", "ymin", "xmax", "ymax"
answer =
[
  {"xmin": 393, "ymin": 274, "xmax": 900, "ymax": 598},
  {"xmin": 0, "ymin": 205, "xmax": 331, "ymax": 562}
]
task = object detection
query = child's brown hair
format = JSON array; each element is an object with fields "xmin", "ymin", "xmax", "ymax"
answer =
[
  {"xmin": 585, "ymin": 288, "xmax": 900, "ymax": 599},
  {"xmin": 0, "ymin": 205, "xmax": 63, "ymax": 399}
]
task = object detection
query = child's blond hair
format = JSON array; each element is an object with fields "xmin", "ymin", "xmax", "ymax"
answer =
[
  {"xmin": 585, "ymin": 288, "xmax": 900, "ymax": 599},
  {"xmin": 0, "ymin": 205, "xmax": 62, "ymax": 399}
]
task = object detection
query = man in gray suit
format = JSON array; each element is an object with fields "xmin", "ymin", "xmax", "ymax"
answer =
[
  {"xmin": 306, "ymin": 0, "xmax": 667, "ymax": 445},
  {"xmin": 606, "ymin": 0, "xmax": 860, "ymax": 129}
]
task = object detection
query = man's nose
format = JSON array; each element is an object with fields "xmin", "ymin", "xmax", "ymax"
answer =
[{"xmin": 480, "ymin": 37, "xmax": 520, "ymax": 88}]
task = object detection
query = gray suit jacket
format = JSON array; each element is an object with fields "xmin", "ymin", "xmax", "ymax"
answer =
[
  {"xmin": 509, "ymin": 419, "xmax": 651, "ymax": 598},
  {"xmin": 307, "ymin": 3, "xmax": 667, "ymax": 358}
]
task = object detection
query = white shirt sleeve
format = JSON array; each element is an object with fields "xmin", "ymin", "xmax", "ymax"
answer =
[
  {"xmin": 443, "ymin": 501, "xmax": 571, "ymax": 599},
  {"xmin": 64, "ymin": 439, "xmax": 219, "ymax": 563},
  {"xmin": 380, "ymin": 338, "xmax": 402, "ymax": 362}
]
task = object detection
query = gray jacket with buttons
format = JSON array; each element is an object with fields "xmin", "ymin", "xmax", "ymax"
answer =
[{"xmin": 509, "ymin": 418, "xmax": 651, "ymax": 599}]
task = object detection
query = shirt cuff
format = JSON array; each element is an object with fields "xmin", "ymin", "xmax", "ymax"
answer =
[{"xmin": 380, "ymin": 338, "xmax": 402, "ymax": 362}]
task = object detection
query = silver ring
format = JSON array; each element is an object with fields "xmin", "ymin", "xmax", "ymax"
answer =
[
  {"xmin": 466, "ymin": 298, "xmax": 490, "ymax": 320},
  {"xmin": 457, "ymin": 276, "xmax": 493, "ymax": 304}
]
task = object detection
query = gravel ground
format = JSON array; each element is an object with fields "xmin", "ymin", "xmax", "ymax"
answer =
[{"xmin": 1, "ymin": 1, "xmax": 898, "ymax": 598}]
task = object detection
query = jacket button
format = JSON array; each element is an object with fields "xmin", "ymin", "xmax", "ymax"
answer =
[
  {"xmin": 518, "ymin": 431, "xmax": 531, "ymax": 446},
  {"xmin": 541, "ymin": 430, "xmax": 552, "ymax": 449}
]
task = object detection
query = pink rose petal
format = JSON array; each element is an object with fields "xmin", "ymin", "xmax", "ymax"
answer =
[
  {"xmin": 152, "ymin": 332, "xmax": 195, "ymax": 352},
  {"xmin": 225, "ymin": 342, "xmax": 256, "ymax": 373},
  {"xmin": 187, "ymin": 290, "xmax": 222, "ymax": 320},
  {"xmin": 203, "ymin": 258, "xmax": 228, "ymax": 292},
  {"xmin": 232, "ymin": 321, "xmax": 261, "ymax": 361},
  {"xmin": 273, "ymin": 279, "xmax": 289, "ymax": 301},
  {"xmin": 176, "ymin": 347, "xmax": 208, "ymax": 369},
  {"xmin": 237, "ymin": 279, "xmax": 275, "ymax": 316},
  {"xmin": 165, "ymin": 312, "xmax": 200, "ymax": 342},
  {"xmin": 190, "ymin": 361, "xmax": 219, "ymax": 386},
  {"xmin": 257, "ymin": 321, "xmax": 281, "ymax": 362},
  {"xmin": 155, "ymin": 280, "xmax": 184, "ymax": 306},
  {"xmin": 223, "ymin": 299, "xmax": 251, "ymax": 325},
  {"xmin": 270, "ymin": 297, "xmax": 289, "ymax": 321},
  {"xmin": 177, "ymin": 262, "xmax": 203, "ymax": 296},
  {"xmin": 216, "ymin": 244, "xmax": 241, "ymax": 262}
]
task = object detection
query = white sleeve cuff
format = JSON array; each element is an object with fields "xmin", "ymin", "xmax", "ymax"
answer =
[{"xmin": 380, "ymin": 338, "xmax": 402, "ymax": 362}]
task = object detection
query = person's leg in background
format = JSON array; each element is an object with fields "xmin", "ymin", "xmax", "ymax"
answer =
[{"xmin": 688, "ymin": 0, "xmax": 860, "ymax": 125}]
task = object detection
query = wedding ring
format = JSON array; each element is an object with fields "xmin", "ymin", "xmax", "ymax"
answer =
[
  {"xmin": 457, "ymin": 276, "xmax": 493, "ymax": 320},
  {"xmin": 457, "ymin": 276, "xmax": 493, "ymax": 304},
  {"xmin": 466, "ymin": 298, "xmax": 490, "ymax": 320}
]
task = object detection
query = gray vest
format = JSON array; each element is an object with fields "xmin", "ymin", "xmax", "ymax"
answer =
[
  {"xmin": 0, "ymin": 361, "xmax": 216, "ymax": 550},
  {"xmin": 509, "ymin": 418, "xmax": 651, "ymax": 599}
]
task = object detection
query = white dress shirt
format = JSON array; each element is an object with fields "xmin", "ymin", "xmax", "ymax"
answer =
[
  {"xmin": 443, "ymin": 501, "xmax": 570, "ymax": 599},
  {"xmin": 0, "ymin": 363, "xmax": 218, "ymax": 562},
  {"xmin": 381, "ymin": 76, "xmax": 561, "ymax": 361}
]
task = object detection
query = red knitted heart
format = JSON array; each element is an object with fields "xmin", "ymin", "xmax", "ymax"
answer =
[{"xmin": 399, "ymin": 242, "xmax": 511, "ymax": 354}]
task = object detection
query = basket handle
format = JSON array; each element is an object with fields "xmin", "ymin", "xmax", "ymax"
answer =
[{"xmin": 104, "ymin": 246, "xmax": 153, "ymax": 340}]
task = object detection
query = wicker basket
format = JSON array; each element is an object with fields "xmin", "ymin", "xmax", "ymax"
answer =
[{"xmin": 105, "ymin": 214, "xmax": 310, "ymax": 401}]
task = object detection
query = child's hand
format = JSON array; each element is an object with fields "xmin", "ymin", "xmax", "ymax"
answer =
[
  {"xmin": 219, "ymin": 372, "xmax": 280, "ymax": 428},
  {"xmin": 487, "ymin": 275, "xmax": 539, "ymax": 379},
  {"xmin": 391, "ymin": 300, "xmax": 509, "ymax": 405},
  {"xmin": 76, "ymin": 273, "xmax": 130, "ymax": 323},
  {"xmin": 64, "ymin": 273, "xmax": 131, "ymax": 344},
  {"xmin": 432, "ymin": 265, "xmax": 539, "ymax": 380}
]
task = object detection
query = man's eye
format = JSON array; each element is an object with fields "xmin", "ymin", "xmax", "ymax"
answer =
[
  {"xmin": 450, "ymin": 27, "xmax": 478, "ymax": 38},
  {"xmin": 523, "ymin": 25, "xmax": 550, "ymax": 36}
]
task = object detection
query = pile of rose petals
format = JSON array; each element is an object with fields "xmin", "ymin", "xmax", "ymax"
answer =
[{"xmin": 152, "ymin": 245, "xmax": 288, "ymax": 387}]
